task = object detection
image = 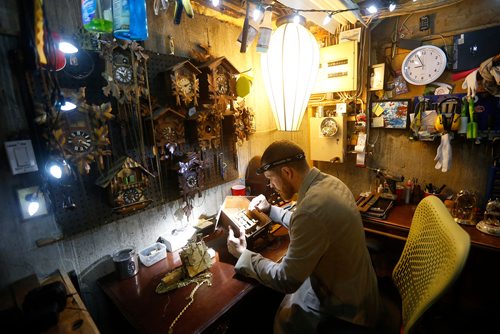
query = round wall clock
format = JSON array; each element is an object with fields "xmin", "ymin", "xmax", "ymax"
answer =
[
  {"xmin": 114, "ymin": 65, "xmax": 133, "ymax": 85},
  {"xmin": 67, "ymin": 130, "xmax": 92, "ymax": 152},
  {"xmin": 401, "ymin": 45, "xmax": 447, "ymax": 85}
]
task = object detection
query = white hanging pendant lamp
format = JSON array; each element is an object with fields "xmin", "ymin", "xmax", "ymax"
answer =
[{"xmin": 261, "ymin": 15, "xmax": 320, "ymax": 131}]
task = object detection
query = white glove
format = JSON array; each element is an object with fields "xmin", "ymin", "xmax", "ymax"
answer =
[
  {"xmin": 434, "ymin": 133, "xmax": 452, "ymax": 172},
  {"xmin": 462, "ymin": 69, "xmax": 478, "ymax": 97},
  {"xmin": 227, "ymin": 227, "xmax": 247, "ymax": 259},
  {"xmin": 248, "ymin": 194, "xmax": 270, "ymax": 214}
]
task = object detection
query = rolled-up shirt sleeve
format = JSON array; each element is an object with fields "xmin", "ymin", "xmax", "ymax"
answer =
[{"xmin": 269, "ymin": 205, "xmax": 292, "ymax": 229}]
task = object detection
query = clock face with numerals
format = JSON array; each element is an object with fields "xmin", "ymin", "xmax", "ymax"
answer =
[
  {"xmin": 67, "ymin": 130, "xmax": 92, "ymax": 152},
  {"xmin": 123, "ymin": 187, "xmax": 141, "ymax": 205},
  {"xmin": 179, "ymin": 76, "xmax": 193, "ymax": 95},
  {"xmin": 114, "ymin": 65, "xmax": 133, "ymax": 85},
  {"xmin": 401, "ymin": 45, "xmax": 447, "ymax": 85},
  {"xmin": 216, "ymin": 71, "xmax": 229, "ymax": 95}
]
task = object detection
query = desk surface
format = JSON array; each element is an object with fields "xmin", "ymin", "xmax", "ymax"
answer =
[
  {"xmin": 362, "ymin": 204, "xmax": 500, "ymax": 251},
  {"xmin": 98, "ymin": 228, "xmax": 289, "ymax": 334}
]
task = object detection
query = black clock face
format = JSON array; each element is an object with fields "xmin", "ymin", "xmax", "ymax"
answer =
[
  {"xmin": 123, "ymin": 188, "xmax": 141, "ymax": 205},
  {"xmin": 186, "ymin": 174, "xmax": 197, "ymax": 188},
  {"xmin": 216, "ymin": 72, "xmax": 228, "ymax": 95},
  {"xmin": 67, "ymin": 130, "xmax": 92, "ymax": 152},
  {"xmin": 114, "ymin": 65, "xmax": 133, "ymax": 84}
]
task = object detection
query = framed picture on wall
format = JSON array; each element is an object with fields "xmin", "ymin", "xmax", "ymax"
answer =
[{"xmin": 370, "ymin": 99, "xmax": 411, "ymax": 129}]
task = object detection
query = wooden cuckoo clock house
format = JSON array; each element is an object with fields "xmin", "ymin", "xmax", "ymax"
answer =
[
  {"xmin": 197, "ymin": 56, "xmax": 239, "ymax": 112},
  {"xmin": 95, "ymin": 156, "xmax": 154, "ymax": 214},
  {"xmin": 159, "ymin": 60, "xmax": 201, "ymax": 110},
  {"xmin": 151, "ymin": 107, "xmax": 186, "ymax": 157}
]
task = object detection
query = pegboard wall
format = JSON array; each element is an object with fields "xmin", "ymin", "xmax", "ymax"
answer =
[{"xmin": 47, "ymin": 51, "xmax": 239, "ymax": 236}]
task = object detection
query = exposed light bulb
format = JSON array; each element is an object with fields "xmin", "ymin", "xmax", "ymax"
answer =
[
  {"xmin": 28, "ymin": 201, "xmax": 40, "ymax": 216},
  {"xmin": 252, "ymin": 7, "xmax": 263, "ymax": 22},
  {"xmin": 293, "ymin": 13, "xmax": 300, "ymax": 24},
  {"xmin": 367, "ymin": 5, "xmax": 378, "ymax": 14},
  {"xmin": 58, "ymin": 41, "xmax": 78, "ymax": 54},
  {"xmin": 49, "ymin": 164, "xmax": 63, "ymax": 179},
  {"xmin": 211, "ymin": 0, "xmax": 220, "ymax": 6},
  {"xmin": 322, "ymin": 13, "xmax": 332, "ymax": 25},
  {"xmin": 389, "ymin": 3, "xmax": 396, "ymax": 11},
  {"xmin": 61, "ymin": 101, "xmax": 77, "ymax": 111}
]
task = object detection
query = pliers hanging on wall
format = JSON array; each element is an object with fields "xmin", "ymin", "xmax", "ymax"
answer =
[{"xmin": 174, "ymin": 0, "xmax": 194, "ymax": 25}]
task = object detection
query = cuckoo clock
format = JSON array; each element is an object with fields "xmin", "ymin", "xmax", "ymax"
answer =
[
  {"xmin": 161, "ymin": 60, "xmax": 201, "ymax": 108},
  {"xmin": 95, "ymin": 156, "xmax": 154, "ymax": 214},
  {"xmin": 102, "ymin": 41, "xmax": 149, "ymax": 104},
  {"xmin": 49, "ymin": 88, "xmax": 113, "ymax": 174},
  {"xmin": 197, "ymin": 57, "xmax": 239, "ymax": 112},
  {"xmin": 178, "ymin": 152, "xmax": 205, "ymax": 202},
  {"xmin": 196, "ymin": 109, "xmax": 223, "ymax": 150},
  {"xmin": 152, "ymin": 107, "xmax": 186, "ymax": 156},
  {"xmin": 233, "ymin": 101, "xmax": 255, "ymax": 145}
]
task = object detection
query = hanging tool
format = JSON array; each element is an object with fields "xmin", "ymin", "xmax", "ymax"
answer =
[
  {"xmin": 391, "ymin": 17, "xmax": 399, "ymax": 59},
  {"xmin": 174, "ymin": 0, "xmax": 194, "ymax": 25},
  {"xmin": 467, "ymin": 96, "xmax": 477, "ymax": 139},
  {"xmin": 410, "ymin": 97, "xmax": 427, "ymax": 137}
]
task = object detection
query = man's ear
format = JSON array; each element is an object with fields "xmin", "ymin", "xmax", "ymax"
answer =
[{"xmin": 280, "ymin": 166, "xmax": 293, "ymax": 180}]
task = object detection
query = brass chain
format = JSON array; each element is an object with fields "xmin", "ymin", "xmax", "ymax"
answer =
[{"xmin": 168, "ymin": 276, "xmax": 212, "ymax": 334}]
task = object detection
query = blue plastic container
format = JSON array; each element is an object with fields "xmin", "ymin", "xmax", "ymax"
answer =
[{"xmin": 112, "ymin": 0, "xmax": 148, "ymax": 41}]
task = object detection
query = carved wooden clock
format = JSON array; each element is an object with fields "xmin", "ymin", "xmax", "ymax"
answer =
[
  {"xmin": 95, "ymin": 156, "xmax": 154, "ymax": 214},
  {"xmin": 197, "ymin": 56, "xmax": 239, "ymax": 112},
  {"xmin": 50, "ymin": 88, "xmax": 113, "ymax": 174},
  {"xmin": 233, "ymin": 101, "xmax": 255, "ymax": 145},
  {"xmin": 196, "ymin": 109, "xmax": 223, "ymax": 150},
  {"xmin": 178, "ymin": 152, "xmax": 205, "ymax": 203},
  {"xmin": 152, "ymin": 107, "xmax": 186, "ymax": 156},
  {"xmin": 165, "ymin": 60, "xmax": 201, "ymax": 107},
  {"xmin": 102, "ymin": 41, "xmax": 149, "ymax": 104}
]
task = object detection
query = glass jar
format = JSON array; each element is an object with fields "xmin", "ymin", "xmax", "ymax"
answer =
[{"xmin": 452, "ymin": 190, "xmax": 477, "ymax": 225}]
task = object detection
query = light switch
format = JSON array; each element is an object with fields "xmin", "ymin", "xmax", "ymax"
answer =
[{"xmin": 4, "ymin": 140, "xmax": 38, "ymax": 175}]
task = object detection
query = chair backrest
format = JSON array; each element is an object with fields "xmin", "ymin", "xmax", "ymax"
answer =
[{"xmin": 392, "ymin": 195, "xmax": 470, "ymax": 334}]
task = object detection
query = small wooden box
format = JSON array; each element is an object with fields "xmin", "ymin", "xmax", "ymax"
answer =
[{"xmin": 218, "ymin": 196, "xmax": 272, "ymax": 240}]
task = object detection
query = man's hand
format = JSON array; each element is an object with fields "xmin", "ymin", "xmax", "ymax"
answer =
[
  {"xmin": 248, "ymin": 194, "xmax": 271, "ymax": 214},
  {"xmin": 227, "ymin": 227, "xmax": 247, "ymax": 258}
]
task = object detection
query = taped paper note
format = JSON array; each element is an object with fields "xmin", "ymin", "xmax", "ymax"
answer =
[
  {"xmin": 372, "ymin": 116, "xmax": 384, "ymax": 128},
  {"xmin": 373, "ymin": 103, "xmax": 384, "ymax": 117}
]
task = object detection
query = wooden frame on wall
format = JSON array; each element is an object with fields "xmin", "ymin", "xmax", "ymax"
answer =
[{"xmin": 370, "ymin": 99, "xmax": 411, "ymax": 129}]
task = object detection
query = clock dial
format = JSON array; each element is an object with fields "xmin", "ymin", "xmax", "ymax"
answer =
[
  {"xmin": 186, "ymin": 174, "xmax": 197, "ymax": 188},
  {"xmin": 216, "ymin": 72, "xmax": 229, "ymax": 95},
  {"xmin": 179, "ymin": 76, "xmax": 193, "ymax": 95},
  {"xmin": 67, "ymin": 130, "xmax": 92, "ymax": 152},
  {"xmin": 114, "ymin": 65, "xmax": 133, "ymax": 84},
  {"xmin": 123, "ymin": 188, "xmax": 141, "ymax": 204},
  {"xmin": 401, "ymin": 45, "xmax": 447, "ymax": 85}
]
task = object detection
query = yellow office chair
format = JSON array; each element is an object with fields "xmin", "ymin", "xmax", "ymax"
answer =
[{"xmin": 392, "ymin": 195, "xmax": 471, "ymax": 334}]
